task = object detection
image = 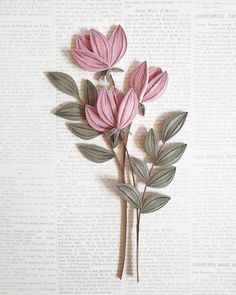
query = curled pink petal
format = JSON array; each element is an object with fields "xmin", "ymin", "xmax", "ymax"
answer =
[
  {"xmin": 85, "ymin": 105, "xmax": 111, "ymax": 132},
  {"xmin": 76, "ymin": 35, "xmax": 92, "ymax": 51},
  {"xmin": 117, "ymin": 88, "xmax": 138, "ymax": 129},
  {"xmin": 72, "ymin": 49, "xmax": 109, "ymax": 72},
  {"xmin": 130, "ymin": 61, "xmax": 148, "ymax": 102},
  {"xmin": 97, "ymin": 88, "xmax": 117, "ymax": 126},
  {"xmin": 90, "ymin": 29, "xmax": 111, "ymax": 63},
  {"xmin": 142, "ymin": 71, "xmax": 168, "ymax": 102},
  {"xmin": 109, "ymin": 25, "xmax": 127, "ymax": 66},
  {"xmin": 109, "ymin": 86, "xmax": 124, "ymax": 108},
  {"xmin": 148, "ymin": 66, "xmax": 162, "ymax": 81}
]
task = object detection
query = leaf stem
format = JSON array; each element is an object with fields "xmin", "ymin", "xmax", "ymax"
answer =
[{"xmin": 136, "ymin": 141, "xmax": 166, "ymax": 282}]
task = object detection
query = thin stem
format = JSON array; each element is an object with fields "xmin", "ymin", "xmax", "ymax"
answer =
[
  {"xmin": 104, "ymin": 132, "xmax": 127, "ymax": 279},
  {"xmin": 136, "ymin": 142, "xmax": 166, "ymax": 282},
  {"xmin": 118, "ymin": 137, "xmax": 127, "ymax": 280}
]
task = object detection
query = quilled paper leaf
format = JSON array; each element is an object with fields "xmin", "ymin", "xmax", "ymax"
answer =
[
  {"xmin": 78, "ymin": 144, "xmax": 115, "ymax": 163},
  {"xmin": 130, "ymin": 157, "xmax": 149, "ymax": 183},
  {"xmin": 54, "ymin": 102, "xmax": 85, "ymax": 121},
  {"xmin": 116, "ymin": 184, "xmax": 141, "ymax": 208},
  {"xmin": 47, "ymin": 72, "xmax": 80, "ymax": 98},
  {"xmin": 85, "ymin": 80, "xmax": 98, "ymax": 106},
  {"xmin": 148, "ymin": 166, "xmax": 176, "ymax": 188},
  {"xmin": 138, "ymin": 103, "xmax": 145, "ymax": 116},
  {"xmin": 111, "ymin": 67, "xmax": 124, "ymax": 72},
  {"xmin": 155, "ymin": 143, "xmax": 187, "ymax": 166},
  {"xmin": 162, "ymin": 112, "xmax": 188, "ymax": 142},
  {"xmin": 141, "ymin": 193, "xmax": 170, "ymax": 214},
  {"xmin": 66, "ymin": 123, "xmax": 101, "ymax": 140},
  {"xmin": 108, "ymin": 128, "xmax": 123, "ymax": 148},
  {"xmin": 145, "ymin": 128, "xmax": 158, "ymax": 158}
]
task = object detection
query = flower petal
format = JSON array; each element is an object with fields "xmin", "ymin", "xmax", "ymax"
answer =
[
  {"xmin": 117, "ymin": 88, "xmax": 138, "ymax": 129},
  {"xmin": 109, "ymin": 25, "xmax": 127, "ymax": 66},
  {"xmin": 97, "ymin": 88, "xmax": 117, "ymax": 126},
  {"xmin": 72, "ymin": 49, "xmax": 109, "ymax": 72},
  {"xmin": 148, "ymin": 66, "xmax": 162, "ymax": 81},
  {"xmin": 90, "ymin": 29, "xmax": 111, "ymax": 64},
  {"xmin": 109, "ymin": 86, "xmax": 124, "ymax": 108},
  {"xmin": 76, "ymin": 34, "xmax": 92, "ymax": 51},
  {"xmin": 142, "ymin": 71, "xmax": 168, "ymax": 102},
  {"xmin": 85, "ymin": 105, "xmax": 111, "ymax": 132},
  {"xmin": 130, "ymin": 61, "xmax": 148, "ymax": 102}
]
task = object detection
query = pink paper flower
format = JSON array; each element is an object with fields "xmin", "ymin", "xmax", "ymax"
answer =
[
  {"xmin": 85, "ymin": 87, "xmax": 138, "ymax": 132},
  {"xmin": 72, "ymin": 25, "xmax": 127, "ymax": 72},
  {"xmin": 131, "ymin": 61, "xmax": 168, "ymax": 103}
]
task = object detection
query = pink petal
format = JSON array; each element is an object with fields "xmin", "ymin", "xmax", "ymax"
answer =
[
  {"xmin": 117, "ymin": 88, "xmax": 138, "ymax": 129},
  {"xmin": 76, "ymin": 34, "xmax": 92, "ymax": 51},
  {"xmin": 96, "ymin": 88, "xmax": 117, "ymax": 126},
  {"xmin": 148, "ymin": 66, "xmax": 162, "ymax": 81},
  {"xmin": 90, "ymin": 29, "xmax": 111, "ymax": 64},
  {"xmin": 142, "ymin": 71, "xmax": 168, "ymax": 102},
  {"xmin": 130, "ymin": 61, "xmax": 148, "ymax": 102},
  {"xmin": 109, "ymin": 86, "xmax": 124, "ymax": 108},
  {"xmin": 72, "ymin": 49, "xmax": 109, "ymax": 72},
  {"xmin": 85, "ymin": 105, "xmax": 111, "ymax": 132},
  {"xmin": 109, "ymin": 25, "xmax": 127, "ymax": 66}
]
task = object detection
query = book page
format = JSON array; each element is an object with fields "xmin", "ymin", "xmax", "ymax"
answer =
[{"xmin": 0, "ymin": 0, "xmax": 236, "ymax": 294}]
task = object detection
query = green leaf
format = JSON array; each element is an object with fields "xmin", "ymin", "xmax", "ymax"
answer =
[
  {"xmin": 66, "ymin": 123, "xmax": 101, "ymax": 140},
  {"xmin": 145, "ymin": 128, "xmax": 158, "ymax": 158},
  {"xmin": 85, "ymin": 80, "xmax": 98, "ymax": 106},
  {"xmin": 141, "ymin": 193, "xmax": 170, "ymax": 214},
  {"xmin": 78, "ymin": 144, "xmax": 115, "ymax": 163},
  {"xmin": 47, "ymin": 72, "xmax": 79, "ymax": 98},
  {"xmin": 155, "ymin": 143, "xmax": 187, "ymax": 166},
  {"xmin": 162, "ymin": 112, "xmax": 188, "ymax": 142},
  {"xmin": 108, "ymin": 128, "xmax": 123, "ymax": 148},
  {"xmin": 138, "ymin": 103, "xmax": 145, "ymax": 116},
  {"xmin": 148, "ymin": 166, "xmax": 176, "ymax": 188},
  {"xmin": 116, "ymin": 184, "xmax": 141, "ymax": 208},
  {"xmin": 130, "ymin": 157, "xmax": 149, "ymax": 183},
  {"xmin": 54, "ymin": 102, "xmax": 85, "ymax": 121},
  {"xmin": 111, "ymin": 67, "xmax": 124, "ymax": 72}
]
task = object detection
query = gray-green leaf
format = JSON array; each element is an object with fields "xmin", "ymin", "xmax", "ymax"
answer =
[
  {"xmin": 145, "ymin": 128, "xmax": 158, "ymax": 158},
  {"xmin": 108, "ymin": 128, "xmax": 123, "ymax": 148},
  {"xmin": 162, "ymin": 112, "xmax": 188, "ymax": 142},
  {"xmin": 155, "ymin": 143, "xmax": 187, "ymax": 166},
  {"xmin": 141, "ymin": 193, "xmax": 170, "ymax": 214},
  {"xmin": 138, "ymin": 103, "xmax": 145, "ymax": 116},
  {"xmin": 47, "ymin": 72, "xmax": 80, "ymax": 98},
  {"xmin": 85, "ymin": 80, "xmax": 98, "ymax": 106},
  {"xmin": 54, "ymin": 102, "xmax": 85, "ymax": 121},
  {"xmin": 116, "ymin": 184, "xmax": 141, "ymax": 208},
  {"xmin": 67, "ymin": 123, "xmax": 101, "ymax": 140},
  {"xmin": 130, "ymin": 157, "xmax": 149, "ymax": 183},
  {"xmin": 148, "ymin": 166, "xmax": 176, "ymax": 188},
  {"xmin": 78, "ymin": 144, "xmax": 115, "ymax": 163}
]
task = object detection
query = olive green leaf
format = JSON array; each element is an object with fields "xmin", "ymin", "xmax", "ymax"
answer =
[
  {"xmin": 130, "ymin": 157, "xmax": 149, "ymax": 183},
  {"xmin": 162, "ymin": 112, "xmax": 188, "ymax": 142},
  {"xmin": 47, "ymin": 72, "xmax": 79, "ymax": 98},
  {"xmin": 145, "ymin": 128, "xmax": 158, "ymax": 158},
  {"xmin": 141, "ymin": 193, "xmax": 170, "ymax": 214},
  {"xmin": 54, "ymin": 102, "xmax": 85, "ymax": 121},
  {"xmin": 85, "ymin": 80, "xmax": 98, "ymax": 107},
  {"xmin": 78, "ymin": 144, "xmax": 115, "ymax": 163},
  {"xmin": 108, "ymin": 128, "xmax": 123, "ymax": 148},
  {"xmin": 155, "ymin": 143, "xmax": 187, "ymax": 166},
  {"xmin": 148, "ymin": 166, "xmax": 176, "ymax": 188},
  {"xmin": 66, "ymin": 123, "xmax": 101, "ymax": 140},
  {"xmin": 116, "ymin": 184, "xmax": 141, "ymax": 208},
  {"xmin": 138, "ymin": 103, "xmax": 145, "ymax": 116},
  {"xmin": 111, "ymin": 67, "xmax": 124, "ymax": 72}
]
